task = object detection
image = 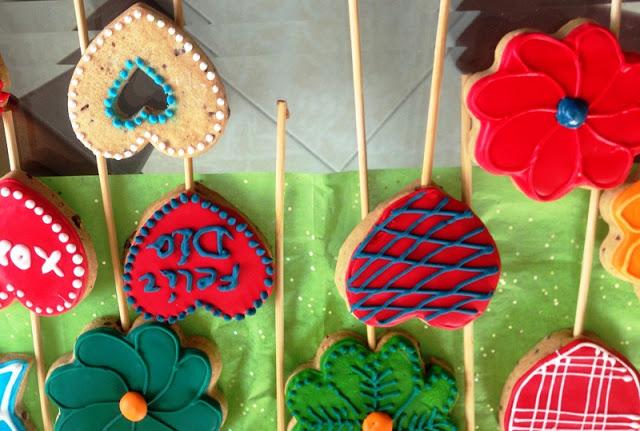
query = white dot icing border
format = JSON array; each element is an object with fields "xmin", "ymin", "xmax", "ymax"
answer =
[
  {"xmin": 68, "ymin": 7, "xmax": 229, "ymax": 160},
  {"xmin": 0, "ymin": 185, "xmax": 87, "ymax": 315}
]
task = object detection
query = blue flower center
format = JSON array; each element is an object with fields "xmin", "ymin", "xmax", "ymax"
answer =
[{"xmin": 555, "ymin": 97, "xmax": 588, "ymax": 129}]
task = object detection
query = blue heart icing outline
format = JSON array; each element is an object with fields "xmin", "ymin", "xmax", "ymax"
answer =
[{"xmin": 104, "ymin": 57, "xmax": 176, "ymax": 130}]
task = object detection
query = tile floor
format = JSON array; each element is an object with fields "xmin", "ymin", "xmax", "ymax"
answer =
[{"xmin": 1, "ymin": 0, "xmax": 638, "ymax": 174}]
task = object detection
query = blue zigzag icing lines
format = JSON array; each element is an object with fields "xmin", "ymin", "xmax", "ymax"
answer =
[
  {"xmin": 348, "ymin": 190, "xmax": 499, "ymax": 326},
  {"xmin": 0, "ymin": 359, "xmax": 29, "ymax": 431}
]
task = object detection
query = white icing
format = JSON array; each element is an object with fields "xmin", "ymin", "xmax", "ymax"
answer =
[
  {"xmin": 42, "ymin": 215, "xmax": 52, "ymax": 224},
  {"xmin": 66, "ymin": 244, "xmax": 76, "ymax": 254},
  {"xmin": 0, "ymin": 241, "xmax": 10, "ymax": 266},
  {"xmin": 0, "ymin": 360, "xmax": 27, "ymax": 431},
  {"xmin": 34, "ymin": 207, "xmax": 43, "ymax": 216},
  {"xmin": 0, "ymin": 293, "xmax": 7, "ymax": 300},
  {"xmin": 508, "ymin": 341, "xmax": 640, "ymax": 431},
  {"xmin": 11, "ymin": 191, "xmax": 22, "ymax": 200},
  {"xmin": 34, "ymin": 247, "xmax": 63, "ymax": 277},
  {"xmin": 58, "ymin": 233, "xmax": 69, "ymax": 243},
  {"xmin": 72, "ymin": 280, "xmax": 82, "ymax": 289},
  {"xmin": 51, "ymin": 223, "xmax": 61, "ymax": 233},
  {"xmin": 0, "ymin": 188, "xmax": 9, "ymax": 197},
  {"xmin": 73, "ymin": 267, "xmax": 85, "ymax": 277},
  {"xmin": 72, "ymin": 255, "xmax": 83, "ymax": 265},
  {"xmin": 9, "ymin": 245, "xmax": 30, "ymax": 270}
]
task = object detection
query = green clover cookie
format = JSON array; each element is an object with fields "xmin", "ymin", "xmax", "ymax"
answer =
[
  {"xmin": 286, "ymin": 334, "xmax": 458, "ymax": 431},
  {"xmin": 45, "ymin": 322, "xmax": 223, "ymax": 430}
]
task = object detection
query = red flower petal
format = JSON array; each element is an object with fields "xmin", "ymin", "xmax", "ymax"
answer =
[
  {"xmin": 590, "ymin": 63, "xmax": 640, "ymax": 114},
  {"xmin": 588, "ymin": 108, "xmax": 640, "ymax": 150},
  {"xmin": 468, "ymin": 73, "xmax": 563, "ymax": 120},
  {"xmin": 566, "ymin": 23, "xmax": 623, "ymax": 102},
  {"xmin": 579, "ymin": 126, "xmax": 632, "ymax": 189},
  {"xmin": 507, "ymin": 35, "xmax": 579, "ymax": 96},
  {"xmin": 478, "ymin": 110, "xmax": 557, "ymax": 173},
  {"xmin": 520, "ymin": 126, "xmax": 579, "ymax": 200}
]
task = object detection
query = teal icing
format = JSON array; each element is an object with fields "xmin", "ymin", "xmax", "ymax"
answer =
[
  {"xmin": 123, "ymin": 192, "xmax": 273, "ymax": 323},
  {"xmin": 104, "ymin": 57, "xmax": 176, "ymax": 130},
  {"xmin": 348, "ymin": 190, "xmax": 499, "ymax": 326},
  {"xmin": 0, "ymin": 359, "xmax": 29, "ymax": 431},
  {"xmin": 45, "ymin": 323, "xmax": 223, "ymax": 431}
]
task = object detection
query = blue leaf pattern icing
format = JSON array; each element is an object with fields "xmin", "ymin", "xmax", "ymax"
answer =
[{"xmin": 0, "ymin": 359, "xmax": 29, "ymax": 431}]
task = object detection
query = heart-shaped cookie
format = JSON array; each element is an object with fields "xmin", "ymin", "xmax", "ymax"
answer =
[
  {"xmin": 68, "ymin": 3, "xmax": 229, "ymax": 159},
  {"xmin": 336, "ymin": 185, "xmax": 501, "ymax": 330},
  {"xmin": 501, "ymin": 332, "xmax": 640, "ymax": 431},
  {"xmin": 0, "ymin": 171, "xmax": 96, "ymax": 315},
  {"xmin": 123, "ymin": 184, "xmax": 273, "ymax": 323}
]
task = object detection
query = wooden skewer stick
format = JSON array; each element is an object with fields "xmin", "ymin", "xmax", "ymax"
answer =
[
  {"xmin": 73, "ymin": 0, "xmax": 130, "ymax": 331},
  {"xmin": 347, "ymin": 0, "xmax": 376, "ymax": 350},
  {"xmin": 173, "ymin": 0, "xmax": 185, "ymax": 28},
  {"xmin": 420, "ymin": 0, "xmax": 451, "ymax": 187},
  {"xmin": 172, "ymin": 0, "xmax": 194, "ymax": 191},
  {"xmin": 3, "ymin": 109, "xmax": 53, "ymax": 431},
  {"xmin": 459, "ymin": 74, "xmax": 476, "ymax": 431},
  {"xmin": 275, "ymin": 100, "xmax": 289, "ymax": 431},
  {"xmin": 573, "ymin": 0, "xmax": 622, "ymax": 338}
]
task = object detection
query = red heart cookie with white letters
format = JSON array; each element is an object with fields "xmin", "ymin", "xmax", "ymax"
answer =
[{"xmin": 0, "ymin": 171, "xmax": 97, "ymax": 315}]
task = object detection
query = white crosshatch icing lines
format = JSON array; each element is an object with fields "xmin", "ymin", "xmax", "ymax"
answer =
[
  {"xmin": 507, "ymin": 340, "xmax": 640, "ymax": 431},
  {"xmin": 67, "ymin": 3, "xmax": 229, "ymax": 160}
]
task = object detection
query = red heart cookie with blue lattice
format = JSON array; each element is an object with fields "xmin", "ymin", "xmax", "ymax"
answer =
[
  {"xmin": 123, "ymin": 184, "xmax": 273, "ymax": 323},
  {"xmin": 0, "ymin": 171, "xmax": 96, "ymax": 315},
  {"xmin": 336, "ymin": 185, "xmax": 501, "ymax": 330}
]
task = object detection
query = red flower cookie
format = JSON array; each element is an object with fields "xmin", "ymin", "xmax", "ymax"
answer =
[
  {"xmin": 336, "ymin": 185, "xmax": 501, "ymax": 330},
  {"xmin": 0, "ymin": 172, "xmax": 96, "ymax": 315},
  {"xmin": 504, "ymin": 338, "xmax": 640, "ymax": 431},
  {"xmin": 466, "ymin": 21, "xmax": 640, "ymax": 201},
  {"xmin": 123, "ymin": 186, "xmax": 273, "ymax": 323}
]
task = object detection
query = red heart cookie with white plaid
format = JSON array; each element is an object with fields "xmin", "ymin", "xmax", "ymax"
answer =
[
  {"xmin": 503, "ymin": 335, "xmax": 640, "ymax": 431},
  {"xmin": 0, "ymin": 172, "xmax": 96, "ymax": 315}
]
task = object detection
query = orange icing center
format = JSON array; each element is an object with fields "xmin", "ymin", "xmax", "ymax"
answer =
[
  {"xmin": 119, "ymin": 391, "xmax": 148, "ymax": 422},
  {"xmin": 362, "ymin": 412, "xmax": 393, "ymax": 431}
]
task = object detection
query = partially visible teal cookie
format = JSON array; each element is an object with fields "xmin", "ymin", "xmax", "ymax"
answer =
[
  {"xmin": 46, "ymin": 320, "xmax": 224, "ymax": 431},
  {"xmin": 285, "ymin": 333, "xmax": 458, "ymax": 430}
]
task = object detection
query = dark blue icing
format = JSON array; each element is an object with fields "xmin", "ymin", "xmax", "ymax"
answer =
[
  {"xmin": 104, "ymin": 57, "xmax": 176, "ymax": 130},
  {"xmin": 347, "ymin": 190, "xmax": 499, "ymax": 326},
  {"xmin": 556, "ymin": 97, "xmax": 588, "ymax": 129},
  {"xmin": 123, "ymin": 191, "xmax": 273, "ymax": 322}
]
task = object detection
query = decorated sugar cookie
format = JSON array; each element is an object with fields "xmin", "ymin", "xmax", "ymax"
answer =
[
  {"xmin": 501, "ymin": 331, "xmax": 640, "ymax": 431},
  {"xmin": 600, "ymin": 181, "xmax": 640, "ymax": 296},
  {"xmin": 68, "ymin": 3, "xmax": 229, "ymax": 159},
  {"xmin": 466, "ymin": 20, "xmax": 640, "ymax": 201},
  {"xmin": 0, "ymin": 355, "xmax": 32, "ymax": 431},
  {"xmin": 0, "ymin": 171, "xmax": 96, "ymax": 315},
  {"xmin": 45, "ymin": 320, "xmax": 224, "ymax": 430},
  {"xmin": 123, "ymin": 184, "xmax": 273, "ymax": 323},
  {"xmin": 336, "ymin": 184, "xmax": 501, "ymax": 330},
  {"xmin": 286, "ymin": 333, "xmax": 458, "ymax": 430}
]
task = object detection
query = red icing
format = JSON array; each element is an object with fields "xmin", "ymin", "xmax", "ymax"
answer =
[
  {"xmin": 467, "ymin": 22, "xmax": 640, "ymax": 201},
  {"xmin": 0, "ymin": 177, "xmax": 92, "ymax": 315},
  {"xmin": 505, "ymin": 338, "xmax": 640, "ymax": 431},
  {"xmin": 343, "ymin": 186, "xmax": 501, "ymax": 330},
  {"xmin": 124, "ymin": 190, "xmax": 273, "ymax": 322},
  {"xmin": 0, "ymin": 80, "xmax": 9, "ymax": 112}
]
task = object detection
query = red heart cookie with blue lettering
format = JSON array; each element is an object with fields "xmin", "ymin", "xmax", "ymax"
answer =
[
  {"xmin": 501, "ymin": 332, "xmax": 640, "ymax": 431},
  {"xmin": 336, "ymin": 185, "xmax": 501, "ymax": 330},
  {"xmin": 123, "ymin": 184, "xmax": 273, "ymax": 323},
  {"xmin": 0, "ymin": 171, "xmax": 97, "ymax": 315}
]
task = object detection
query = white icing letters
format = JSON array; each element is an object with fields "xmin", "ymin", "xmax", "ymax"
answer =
[{"xmin": 34, "ymin": 247, "xmax": 64, "ymax": 277}]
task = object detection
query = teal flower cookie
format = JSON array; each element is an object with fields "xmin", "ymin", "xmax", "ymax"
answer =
[
  {"xmin": 45, "ymin": 322, "xmax": 223, "ymax": 430},
  {"xmin": 286, "ymin": 334, "xmax": 458, "ymax": 430}
]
